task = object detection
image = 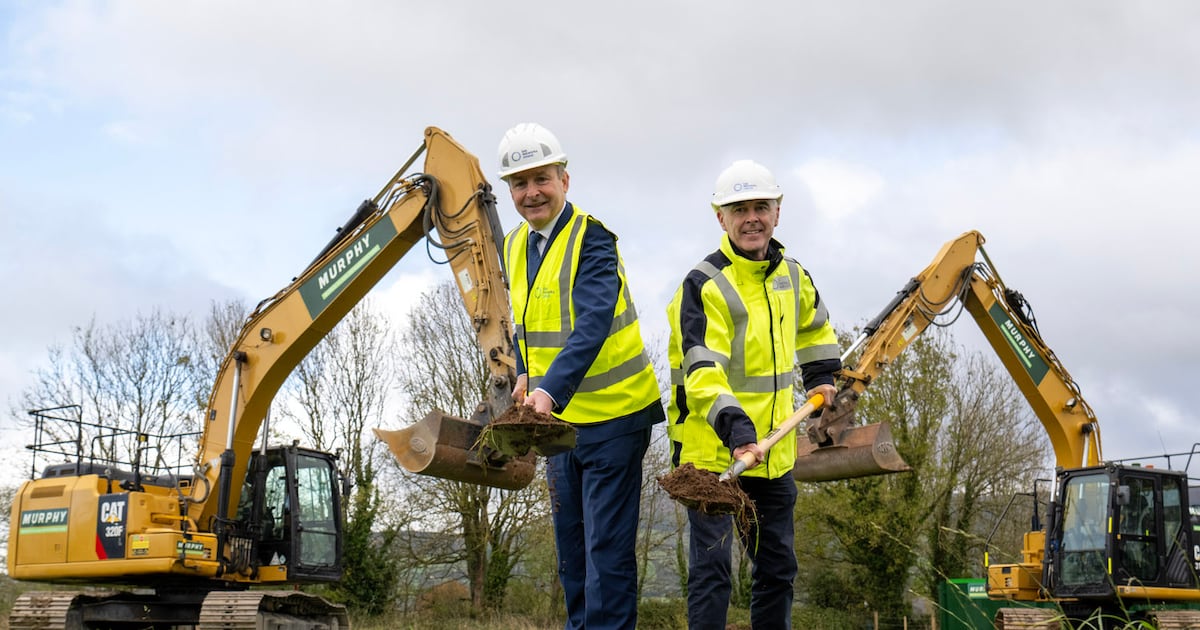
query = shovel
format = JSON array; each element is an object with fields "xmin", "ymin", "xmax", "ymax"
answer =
[{"xmin": 719, "ymin": 393, "xmax": 824, "ymax": 482}]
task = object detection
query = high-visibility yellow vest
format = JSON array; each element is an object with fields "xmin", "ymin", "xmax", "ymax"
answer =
[
  {"xmin": 667, "ymin": 235, "xmax": 840, "ymax": 478},
  {"xmin": 504, "ymin": 206, "xmax": 660, "ymax": 425}
]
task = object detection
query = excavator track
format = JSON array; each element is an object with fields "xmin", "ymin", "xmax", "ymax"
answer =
[
  {"xmin": 8, "ymin": 589, "xmax": 348, "ymax": 629},
  {"xmin": 1146, "ymin": 610, "xmax": 1200, "ymax": 629},
  {"xmin": 198, "ymin": 590, "xmax": 349, "ymax": 630},
  {"xmin": 994, "ymin": 607, "xmax": 1062, "ymax": 629},
  {"xmin": 8, "ymin": 591, "xmax": 80, "ymax": 630}
]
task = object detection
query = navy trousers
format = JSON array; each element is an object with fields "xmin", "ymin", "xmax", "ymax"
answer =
[
  {"xmin": 687, "ymin": 474, "xmax": 798, "ymax": 630},
  {"xmin": 546, "ymin": 426, "xmax": 651, "ymax": 630}
]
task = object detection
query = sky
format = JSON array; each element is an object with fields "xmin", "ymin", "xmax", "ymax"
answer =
[{"xmin": 2, "ymin": 1, "xmax": 1199, "ymax": 485}]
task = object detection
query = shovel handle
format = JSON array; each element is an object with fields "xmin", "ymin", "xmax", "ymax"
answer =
[{"xmin": 718, "ymin": 393, "xmax": 824, "ymax": 482}]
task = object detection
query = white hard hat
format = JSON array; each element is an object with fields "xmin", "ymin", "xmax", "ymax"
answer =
[
  {"xmin": 711, "ymin": 159, "xmax": 783, "ymax": 210},
  {"xmin": 497, "ymin": 123, "xmax": 568, "ymax": 179}
]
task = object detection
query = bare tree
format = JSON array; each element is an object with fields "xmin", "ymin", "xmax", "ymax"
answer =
[
  {"xmin": 273, "ymin": 299, "xmax": 404, "ymax": 614},
  {"xmin": 281, "ymin": 299, "xmax": 395, "ymax": 488},
  {"xmin": 920, "ymin": 350, "xmax": 1050, "ymax": 595},
  {"xmin": 391, "ymin": 281, "xmax": 551, "ymax": 612},
  {"xmin": 636, "ymin": 333, "xmax": 685, "ymax": 599},
  {"xmin": 16, "ymin": 310, "xmax": 205, "ymax": 471},
  {"xmin": 192, "ymin": 299, "xmax": 250, "ymax": 415}
]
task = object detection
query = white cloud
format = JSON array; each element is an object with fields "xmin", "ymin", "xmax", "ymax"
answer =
[
  {"xmin": 3, "ymin": 0, "xmax": 1200, "ymax": 479},
  {"xmin": 793, "ymin": 159, "xmax": 885, "ymax": 222}
]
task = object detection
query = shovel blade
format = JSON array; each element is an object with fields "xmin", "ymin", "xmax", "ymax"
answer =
[
  {"xmin": 792, "ymin": 422, "xmax": 911, "ymax": 482},
  {"xmin": 374, "ymin": 410, "xmax": 536, "ymax": 490}
]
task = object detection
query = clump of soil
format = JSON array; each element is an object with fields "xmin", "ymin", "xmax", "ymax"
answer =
[
  {"xmin": 658, "ymin": 463, "xmax": 755, "ymax": 524},
  {"xmin": 480, "ymin": 405, "xmax": 577, "ymax": 457}
]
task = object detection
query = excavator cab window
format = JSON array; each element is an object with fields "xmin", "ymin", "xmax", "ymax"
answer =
[
  {"xmin": 293, "ymin": 452, "xmax": 340, "ymax": 572},
  {"xmin": 1117, "ymin": 475, "xmax": 1160, "ymax": 582},
  {"xmin": 1059, "ymin": 473, "xmax": 1110, "ymax": 587}
]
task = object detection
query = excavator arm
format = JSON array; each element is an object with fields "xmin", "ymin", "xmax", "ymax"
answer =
[
  {"xmin": 791, "ymin": 232, "xmax": 1200, "ymax": 625},
  {"xmin": 189, "ymin": 127, "xmax": 530, "ymax": 531},
  {"xmin": 795, "ymin": 230, "xmax": 1101, "ymax": 482}
]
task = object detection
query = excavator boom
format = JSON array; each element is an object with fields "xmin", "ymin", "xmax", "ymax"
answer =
[
  {"xmin": 795, "ymin": 230, "xmax": 1100, "ymax": 482},
  {"xmin": 189, "ymin": 127, "xmax": 530, "ymax": 530}
]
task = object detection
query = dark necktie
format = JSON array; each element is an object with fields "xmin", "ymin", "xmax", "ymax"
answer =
[{"xmin": 528, "ymin": 232, "xmax": 545, "ymax": 285}]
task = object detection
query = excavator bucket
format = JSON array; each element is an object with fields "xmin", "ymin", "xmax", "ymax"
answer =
[
  {"xmin": 792, "ymin": 422, "xmax": 911, "ymax": 482},
  {"xmin": 374, "ymin": 410, "xmax": 536, "ymax": 490}
]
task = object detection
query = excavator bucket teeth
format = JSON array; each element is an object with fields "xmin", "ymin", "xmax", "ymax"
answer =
[
  {"xmin": 792, "ymin": 422, "xmax": 911, "ymax": 482},
  {"xmin": 374, "ymin": 410, "xmax": 536, "ymax": 490}
]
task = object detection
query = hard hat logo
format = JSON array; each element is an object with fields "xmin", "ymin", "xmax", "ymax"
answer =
[
  {"xmin": 732, "ymin": 182, "xmax": 757, "ymax": 192},
  {"xmin": 511, "ymin": 148, "xmax": 541, "ymax": 163},
  {"xmin": 497, "ymin": 123, "xmax": 567, "ymax": 179}
]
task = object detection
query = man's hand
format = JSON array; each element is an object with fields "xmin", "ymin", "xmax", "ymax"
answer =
[
  {"xmin": 732, "ymin": 443, "xmax": 765, "ymax": 470},
  {"xmin": 524, "ymin": 389, "xmax": 555, "ymax": 415},
  {"xmin": 511, "ymin": 374, "xmax": 528, "ymax": 404},
  {"xmin": 807, "ymin": 384, "xmax": 837, "ymax": 409}
]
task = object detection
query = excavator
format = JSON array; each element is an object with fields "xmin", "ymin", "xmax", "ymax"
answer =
[
  {"xmin": 794, "ymin": 230, "xmax": 1200, "ymax": 628},
  {"xmin": 6, "ymin": 127, "xmax": 535, "ymax": 629}
]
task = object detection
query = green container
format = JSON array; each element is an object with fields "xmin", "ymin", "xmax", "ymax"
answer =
[{"xmin": 937, "ymin": 579, "xmax": 998, "ymax": 630}]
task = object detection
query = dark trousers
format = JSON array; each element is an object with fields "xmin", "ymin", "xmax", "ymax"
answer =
[
  {"xmin": 546, "ymin": 427, "xmax": 651, "ymax": 630},
  {"xmin": 687, "ymin": 474, "xmax": 798, "ymax": 630}
]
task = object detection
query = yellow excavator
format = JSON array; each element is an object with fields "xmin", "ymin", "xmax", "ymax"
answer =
[
  {"xmin": 795, "ymin": 230, "xmax": 1200, "ymax": 628},
  {"xmin": 7, "ymin": 127, "xmax": 533, "ymax": 629}
]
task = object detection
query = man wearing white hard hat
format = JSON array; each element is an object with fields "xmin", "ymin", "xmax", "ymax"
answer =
[
  {"xmin": 666, "ymin": 160, "xmax": 841, "ymax": 629},
  {"xmin": 497, "ymin": 123, "xmax": 664, "ymax": 630}
]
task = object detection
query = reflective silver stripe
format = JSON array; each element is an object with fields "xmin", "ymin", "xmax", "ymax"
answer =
[
  {"xmin": 708, "ymin": 270, "xmax": 748, "ymax": 385},
  {"xmin": 694, "ymin": 259, "xmax": 793, "ymax": 394},
  {"xmin": 801, "ymin": 300, "xmax": 830, "ymax": 333},
  {"xmin": 529, "ymin": 375, "xmax": 543, "ymax": 390},
  {"xmin": 734, "ymin": 372, "xmax": 793, "ymax": 393},
  {"xmin": 796, "ymin": 342, "xmax": 840, "ymax": 364},
  {"xmin": 676, "ymin": 364, "xmax": 788, "ymax": 393},
  {"xmin": 707, "ymin": 393, "xmax": 742, "ymax": 429},
  {"xmin": 556, "ymin": 216, "xmax": 586, "ymax": 332},
  {"xmin": 788, "ymin": 260, "xmax": 802, "ymax": 329},
  {"xmin": 684, "ymin": 346, "xmax": 728, "ymax": 372},
  {"xmin": 505, "ymin": 229, "xmax": 519, "ymax": 272},
  {"xmin": 670, "ymin": 367, "xmax": 684, "ymax": 386},
  {"xmin": 695, "ymin": 260, "xmax": 721, "ymax": 280},
  {"xmin": 524, "ymin": 330, "xmax": 570, "ymax": 346},
  {"xmin": 609, "ymin": 305, "xmax": 638, "ymax": 336},
  {"xmin": 578, "ymin": 352, "xmax": 650, "ymax": 393}
]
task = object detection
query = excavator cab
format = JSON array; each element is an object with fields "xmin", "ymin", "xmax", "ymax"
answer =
[
  {"xmin": 1042, "ymin": 464, "xmax": 1199, "ymax": 604},
  {"xmin": 233, "ymin": 444, "xmax": 343, "ymax": 582}
]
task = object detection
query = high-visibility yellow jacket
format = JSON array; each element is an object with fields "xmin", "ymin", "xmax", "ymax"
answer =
[
  {"xmin": 667, "ymin": 236, "xmax": 840, "ymax": 478},
  {"xmin": 504, "ymin": 205, "xmax": 661, "ymax": 425}
]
